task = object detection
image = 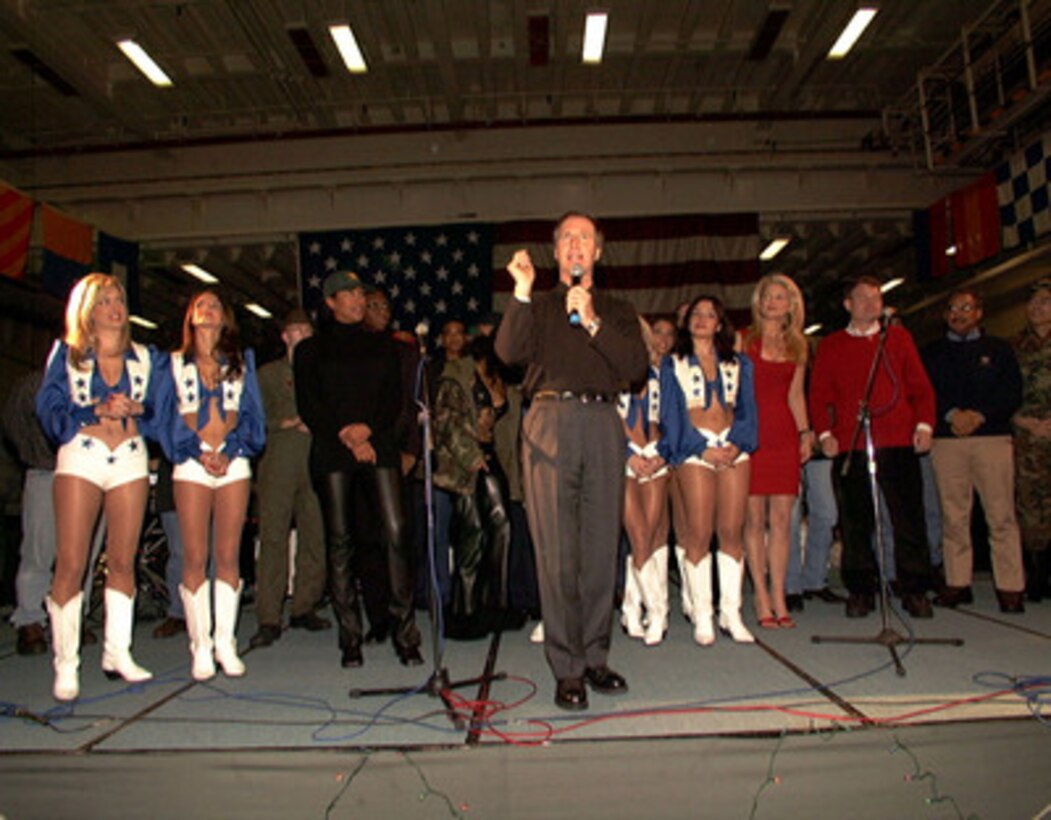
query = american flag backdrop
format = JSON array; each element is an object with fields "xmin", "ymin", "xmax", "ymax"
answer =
[
  {"xmin": 299, "ymin": 212, "xmax": 759, "ymax": 333},
  {"xmin": 299, "ymin": 223, "xmax": 494, "ymax": 335}
]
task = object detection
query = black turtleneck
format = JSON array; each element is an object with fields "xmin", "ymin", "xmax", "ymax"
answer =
[{"xmin": 294, "ymin": 319, "xmax": 402, "ymax": 473}]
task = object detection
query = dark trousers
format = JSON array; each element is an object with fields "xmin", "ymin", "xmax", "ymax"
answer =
[
  {"xmin": 521, "ymin": 400, "xmax": 624, "ymax": 680},
  {"xmin": 833, "ymin": 447, "xmax": 933, "ymax": 595},
  {"xmin": 449, "ymin": 461, "xmax": 511, "ymax": 619},
  {"xmin": 507, "ymin": 501, "xmax": 540, "ymax": 613},
  {"xmin": 315, "ymin": 467, "xmax": 421, "ymax": 651}
]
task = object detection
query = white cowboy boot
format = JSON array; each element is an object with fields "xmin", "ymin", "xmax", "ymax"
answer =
[
  {"xmin": 47, "ymin": 593, "xmax": 82, "ymax": 701},
  {"xmin": 675, "ymin": 545, "xmax": 693, "ymax": 620},
  {"xmin": 640, "ymin": 546, "xmax": 669, "ymax": 646},
  {"xmin": 683, "ymin": 555, "xmax": 715, "ymax": 646},
  {"xmin": 213, "ymin": 580, "xmax": 246, "ymax": 677},
  {"xmin": 179, "ymin": 582, "xmax": 216, "ymax": 681},
  {"xmin": 101, "ymin": 588, "xmax": 153, "ymax": 683},
  {"xmin": 620, "ymin": 556, "xmax": 646, "ymax": 639},
  {"xmin": 717, "ymin": 552, "xmax": 755, "ymax": 644}
]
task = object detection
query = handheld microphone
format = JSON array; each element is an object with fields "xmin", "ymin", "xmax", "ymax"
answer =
[
  {"xmin": 414, "ymin": 321, "xmax": 430, "ymax": 355},
  {"xmin": 568, "ymin": 263, "xmax": 584, "ymax": 326}
]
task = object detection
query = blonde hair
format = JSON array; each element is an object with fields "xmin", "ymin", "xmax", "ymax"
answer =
[
  {"xmin": 63, "ymin": 273, "xmax": 130, "ymax": 371},
  {"xmin": 745, "ymin": 273, "xmax": 806, "ymax": 364}
]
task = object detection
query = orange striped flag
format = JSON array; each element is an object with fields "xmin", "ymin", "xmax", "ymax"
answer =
[
  {"xmin": 41, "ymin": 204, "xmax": 93, "ymax": 297},
  {"xmin": 0, "ymin": 182, "xmax": 34, "ymax": 280},
  {"xmin": 41, "ymin": 204, "xmax": 92, "ymax": 264}
]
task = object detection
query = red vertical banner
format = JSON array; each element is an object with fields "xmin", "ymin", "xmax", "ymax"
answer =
[
  {"xmin": 927, "ymin": 197, "xmax": 951, "ymax": 279},
  {"xmin": 952, "ymin": 172, "xmax": 1001, "ymax": 267},
  {"xmin": 41, "ymin": 204, "xmax": 93, "ymax": 297},
  {"xmin": 0, "ymin": 182, "xmax": 34, "ymax": 280}
]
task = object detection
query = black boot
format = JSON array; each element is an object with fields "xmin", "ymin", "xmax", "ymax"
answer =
[
  {"xmin": 328, "ymin": 532, "xmax": 365, "ymax": 658},
  {"xmin": 1025, "ymin": 550, "xmax": 1049, "ymax": 602}
]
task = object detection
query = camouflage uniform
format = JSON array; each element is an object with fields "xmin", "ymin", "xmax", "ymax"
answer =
[{"xmin": 1012, "ymin": 324, "xmax": 1051, "ymax": 553}]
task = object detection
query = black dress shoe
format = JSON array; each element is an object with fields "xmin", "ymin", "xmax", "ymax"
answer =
[
  {"xmin": 249, "ymin": 624, "xmax": 282, "ymax": 648},
  {"xmin": 996, "ymin": 589, "xmax": 1025, "ymax": 614},
  {"xmin": 554, "ymin": 678, "xmax": 588, "ymax": 711},
  {"xmin": 845, "ymin": 592, "xmax": 875, "ymax": 618},
  {"xmin": 289, "ymin": 612, "xmax": 332, "ymax": 631},
  {"xmin": 902, "ymin": 593, "xmax": 933, "ymax": 619},
  {"xmin": 933, "ymin": 585, "xmax": 973, "ymax": 608},
  {"xmin": 341, "ymin": 644, "xmax": 364, "ymax": 668},
  {"xmin": 786, "ymin": 594, "xmax": 805, "ymax": 613},
  {"xmin": 16, "ymin": 623, "xmax": 47, "ymax": 656},
  {"xmin": 584, "ymin": 665, "xmax": 628, "ymax": 695},
  {"xmin": 805, "ymin": 587, "xmax": 844, "ymax": 604},
  {"xmin": 394, "ymin": 643, "xmax": 424, "ymax": 666}
]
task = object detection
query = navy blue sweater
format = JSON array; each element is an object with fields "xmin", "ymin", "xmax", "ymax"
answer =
[{"xmin": 920, "ymin": 332, "xmax": 1022, "ymax": 438}]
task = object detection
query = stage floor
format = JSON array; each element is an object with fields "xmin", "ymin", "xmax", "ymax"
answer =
[{"xmin": 2, "ymin": 574, "xmax": 1050, "ymax": 818}]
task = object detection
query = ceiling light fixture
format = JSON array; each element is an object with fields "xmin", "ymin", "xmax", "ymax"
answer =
[
  {"xmin": 582, "ymin": 12, "xmax": 608, "ymax": 64},
  {"xmin": 804, "ymin": 323, "xmax": 823, "ymax": 336},
  {"xmin": 881, "ymin": 277, "xmax": 905, "ymax": 293},
  {"xmin": 827, "ymin": 7, "xmax": 878, "ymax": 60},
  {"xmin": 117, "ymin": 39, "xmax": 173, "ymax": 87},
  {"xmin": 329, "ymin": 24, "xmax": 368, "ymax": 73},
  {"xmin": 245, "ymin": 303, "xmax": 273, "ymax": 319},
  {"xmin": 181, "ymin": 263, "xmax": 219, "ymax": 284},
  {"xmin": 129, "ymin": 315, "xmax": 158, "ymax": 330},
  {"xmin": 946, "ymin": 244, "xmax": 958, "ymax": 256},
  {"xmin": 759, "ymin": 237, "xmax": 791, "ymax": 261}
]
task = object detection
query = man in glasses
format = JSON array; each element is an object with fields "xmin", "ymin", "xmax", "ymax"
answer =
[{"xmin": 921, "ymin": 288, "xmax": 1025, "ymax": 612}]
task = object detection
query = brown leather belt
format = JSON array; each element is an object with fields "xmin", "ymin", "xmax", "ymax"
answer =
[{"xmin": 533, "ymin": 390, "xmax": 616, "ymax": 404}]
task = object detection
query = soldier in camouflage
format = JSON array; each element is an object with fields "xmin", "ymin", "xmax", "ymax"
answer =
[{"xmin": 1013, "ymin": 278, "xmax": 1051, "ymax": 601}]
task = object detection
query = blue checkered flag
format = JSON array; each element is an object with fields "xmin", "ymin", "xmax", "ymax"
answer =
[{"xmin": 996, "ymin": 131, "xmax": 1051, "ymax": 249}]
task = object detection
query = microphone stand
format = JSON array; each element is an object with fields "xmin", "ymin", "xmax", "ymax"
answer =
[
  {"xmin": 348, "ymin": 337, "xmax": 505, "ymax": 730},
  {"xmin": 812, "ymin": 318, "xmax": 962, "ymax": 677}
]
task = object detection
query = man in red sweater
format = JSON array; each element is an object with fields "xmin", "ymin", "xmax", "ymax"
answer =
[{"xmin": 809, "ymin": 276, "xmax": 937, "ymax": 618}]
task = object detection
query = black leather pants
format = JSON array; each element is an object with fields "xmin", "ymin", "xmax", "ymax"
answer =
[
  {"xmin": 316, "ymin": 467, "xmax": 420, "ymax": 651},
  {"xmin": 316, "ymin": 471, "xmax": 363, "ymax": 650},
  {"xmin": 450, "ymin": 461, "xmax": 511, "ymax": 620},
  {"xmin": 374, "ymin": 467, "xmax": 421, "ymax": 649}
]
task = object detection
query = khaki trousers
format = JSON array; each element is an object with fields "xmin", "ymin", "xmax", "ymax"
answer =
[{"xmin": 930, "ymin": 436, "xmax": 1024, "ymax": 592}]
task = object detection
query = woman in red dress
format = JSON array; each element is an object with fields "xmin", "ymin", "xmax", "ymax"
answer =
[{"xmin": 739, "ymin": 274, "xmax": 813, "ymax": 629}]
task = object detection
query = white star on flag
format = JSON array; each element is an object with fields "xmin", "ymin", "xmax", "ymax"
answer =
[{"xmin": 299, "ymin": 222, "xmax": 495, "ymax": 338}]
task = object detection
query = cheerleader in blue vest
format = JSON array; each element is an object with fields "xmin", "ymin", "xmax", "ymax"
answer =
[
  {"xmin": 36, "ymin": 273, "xmax": 165, "ymax": 701},
  {"xmin": 659, "ymin": 295, "xmax": 758, "ymax": 646},
  {"xmin": 618, "ymin": 317, "xmax": 672, "ymax": 646},
  {"xmin": 156, "ymin": 290, "xmax": 265, "ymax": 681}
]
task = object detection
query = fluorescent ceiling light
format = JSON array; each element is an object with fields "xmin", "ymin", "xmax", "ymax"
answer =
[
  {"xmin": 129, "ymin": 315, "xmax": 158, "ymax": 330},
  {"xmin": 582, "ymin": 12, "xmax": 608, "ymax": 64},
  {"xmin": 329, "ymin": 24, "xmax": 368, "ymax": 73},
  {"xmin": 827, "ymin": 8, "xmax": 878, "ymax": 60},
  {"xmin": 759, "ymin": 237, "xmax": 791, "ymax": 261},
  {"xmin": 117, "ymin": 39, "xmax": 173, "ymax": 87},
  {"xmin": 804, "ymin": 323, "xmax": 823, "ymax": 336},
  {"xmin": 881, "ymin": 277, "xmax": 905, "ymax": 293},
  {"xmin": 245, "ymin": 303, "xmax": 273, "ymax": 319},
  {"xmin": 181, "ymin": 263, "xmax": 219, "ymax": 284}
]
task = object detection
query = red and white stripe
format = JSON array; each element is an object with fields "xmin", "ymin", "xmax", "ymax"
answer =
[{"xmin": 491, "ymin": 213, "xmax": 759, "ymax": 326}]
